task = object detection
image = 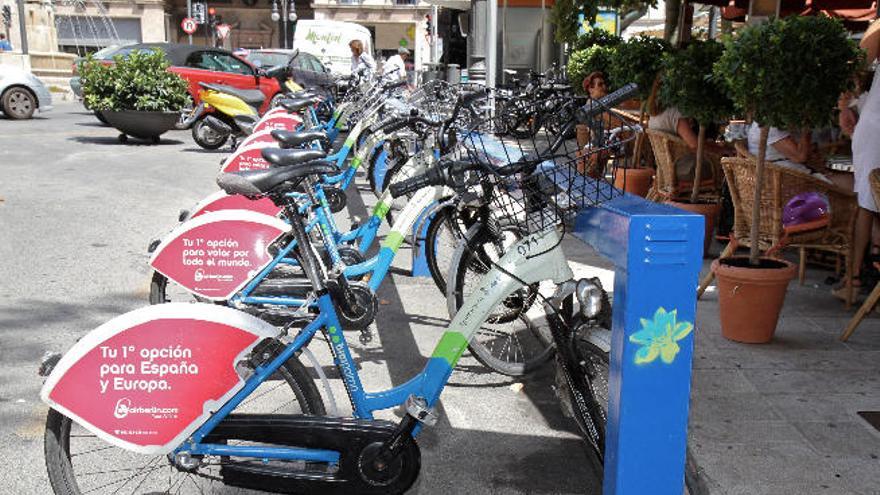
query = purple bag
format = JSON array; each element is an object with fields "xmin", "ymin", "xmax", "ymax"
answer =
[{"xmin": 782, "ymin": 192, "xmax": 829, "ymax": 228}]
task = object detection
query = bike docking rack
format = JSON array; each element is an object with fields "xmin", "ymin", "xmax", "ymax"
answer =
[
  {"xmin": 457, "ymin": 97, "xmax": 704, "ymax": 493},
  {"xmin": 573, "ymin": 196, "xmax": 703, "ymax": 494}
]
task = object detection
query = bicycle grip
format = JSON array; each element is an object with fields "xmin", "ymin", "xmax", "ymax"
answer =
[{"xmin": 389, "ymin": 171, "xmax": 438, "ymax": 198}]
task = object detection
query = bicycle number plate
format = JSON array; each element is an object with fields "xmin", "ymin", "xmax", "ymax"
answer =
[
  {"xmin": 150, "ymin": 210, "xmax": 289, "ymax": 300},
  {"xmin": 41, "ymin": 304, "xmax": 278, "ymax": 454}
]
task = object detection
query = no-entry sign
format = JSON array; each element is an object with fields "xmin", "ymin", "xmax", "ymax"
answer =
[{"xmin": 181, "ymin": 17, "xmax": 198, "ymax": 35}]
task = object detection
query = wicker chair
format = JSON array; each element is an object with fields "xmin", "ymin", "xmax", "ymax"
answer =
[
  {"xmin": 840, "ymin": 169, "xmax": 880, "ymax": 340},
  {"xmin": 645, "ymin": 129, "xmax": 722, "ymax": 202},
  {"xmin": 696, "ymin": 155, "xmax": 858, "ymax": 308}
]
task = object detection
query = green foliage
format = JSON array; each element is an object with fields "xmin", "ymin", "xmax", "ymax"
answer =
[
  {"xmin": 550, "ymin": 0, "xmax": 656, "ymax": 45},
  {"xmin": 567, "ymin": 45, "xmax": 616, "ymax": 94},
  {"xmin": 713, "ymin": 16, "xmax": 861, "ymax": 130},
  {"xmin": 608, "ymin": 35, "xmax": 671, "ymax": 100},
  {"xmin": 570, "ymin": 29, "xmax": 622, "ymax": 53},
  {"xmin": 659, "ymin": 40, "xmax": 734, "ymax": 126},
  {"xmin": 81, "ymin": 49, "xmax": 190, "ymax": 112}
]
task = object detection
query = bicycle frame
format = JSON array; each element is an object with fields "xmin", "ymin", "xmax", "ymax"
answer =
[{"xmin": 180, "ymin": 226, "xmax": 574, "ymax": 463}]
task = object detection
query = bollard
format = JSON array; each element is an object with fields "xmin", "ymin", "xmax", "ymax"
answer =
[{"xmin": 572, "ymin": 195, "xmax": 703, "ymax": 495}]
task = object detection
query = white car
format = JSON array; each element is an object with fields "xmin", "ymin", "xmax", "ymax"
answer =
[{"xmin": 0, "ymin": 64, "xmax": 53, "ymax": 119}]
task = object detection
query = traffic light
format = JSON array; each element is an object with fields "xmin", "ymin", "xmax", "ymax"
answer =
[
  {"xmin": 425, "ymin": 14, "xmax": 431, "ymax": 35},
  {"xmin": 2, "ymin": 5, "xmax": 11, "ymax": 28}
]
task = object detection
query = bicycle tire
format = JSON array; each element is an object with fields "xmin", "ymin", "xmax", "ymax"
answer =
[
  {"xmin": 446, "ymin": 222, "xmax": 553, "ymax": 376},
  {"xmin": 44, "ymin": 348, "xmax": 325, "ymax": 495},
  {"xmin": 423, "ymin": 206, "xmax": 461, "ymax": 295}
]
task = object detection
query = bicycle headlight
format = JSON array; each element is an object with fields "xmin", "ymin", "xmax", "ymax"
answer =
[{"xmin": 575, "ymin": 278, "xmax": 603, "ymax": 318}]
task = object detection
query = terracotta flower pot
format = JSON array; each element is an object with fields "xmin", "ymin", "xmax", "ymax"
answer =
[
  {"xmin": 614, "ymin": 168, "xmax": 653, "ymax": 197},
  {"xmin": 712, "ymin": 257, "xmax": 796, "ymax": 343},
  {"xmin": 666, "ymin": 201, "xmax": 720, "ymax": 256}
]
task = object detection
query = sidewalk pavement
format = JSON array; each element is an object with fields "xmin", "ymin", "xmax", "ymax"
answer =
[{"xmin": 690, "ymin": 247, "xmax": 880, "ymax": 495}]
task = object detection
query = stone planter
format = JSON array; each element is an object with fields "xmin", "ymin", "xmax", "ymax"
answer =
[{"xmin": 102, "ymin": 110, "xmax": 181, "ymax": 144}]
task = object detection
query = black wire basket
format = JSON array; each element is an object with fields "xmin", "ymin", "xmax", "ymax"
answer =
[{"xmin": 456, "ymin": 106, "xmax": 640, "ymax": 235}]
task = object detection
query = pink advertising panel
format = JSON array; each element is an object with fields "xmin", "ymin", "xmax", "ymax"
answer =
[
  {"xmin": 253, "ymin": 114, "xmax": 301, "ymax": 135},
  {"xmin": 189, "ymin": 190, "xmax": 283, "ymax": 218},
  {"xmin": 41, "ymin": 303, "xmax": 279, "ymax": 454},
  {"xmin": 238, "ymin": 129, "xmax": 282, "ymax": 149},
  {"xmin": 220, "ymin": 142, "xmax": 274, "ymax": 173},
  {"xmin": 150, "ymin": 210, "xmax": 289, "ymax": 300}
]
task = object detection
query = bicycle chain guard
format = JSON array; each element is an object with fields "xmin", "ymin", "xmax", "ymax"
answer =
[{"xmin": 207, "ymin": 414, "xmax": 420, "ymax": 495}]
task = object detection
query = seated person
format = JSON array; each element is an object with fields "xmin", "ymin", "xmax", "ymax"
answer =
[
  {"xmin": 647, "ymin": 79, "xmax": 727, "ymax": 184},
  {"xmin": 746, "ymin": 123, "xmax": 850, "ymax": 188}
]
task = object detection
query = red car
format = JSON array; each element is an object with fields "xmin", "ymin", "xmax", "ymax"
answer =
[{"xmin": 100, "ymin": 43, "xmax": 283, "ymax": 114}]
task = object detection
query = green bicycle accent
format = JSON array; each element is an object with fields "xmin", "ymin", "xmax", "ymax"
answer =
[
  {"xmin": 373, "ymin": 201, "xmax": 391, "ymax": 219},
  {"xmin": 343, "ymin": 136, "xmax": 355, "ymax": 147},
  {"xmin": 382, "ymin": 231, "xmax": 405, "ymax": 252},
  {"xmin": 350, "ymin": 157, "xmax": 363, "ymax": 170},
  {"xmin": 630, "ymin": 307, "xmax": 693, "ymax": 365},
  {"xmin": 328, "ymin": 326, "xmax": 338, "ymax": 334},
  {"xmin": 431, "ymin": 331, "xmax": 468, "ymax": 368}
]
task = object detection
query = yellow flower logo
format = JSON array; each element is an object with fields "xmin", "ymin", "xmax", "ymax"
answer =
[{"xmin": 630, "ymin": 307, "xmax": 693, "ymax": 365}]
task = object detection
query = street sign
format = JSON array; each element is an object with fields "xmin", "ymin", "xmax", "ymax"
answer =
[
  {"xmin": 216, "ymin": 23, "xmax": 231, "ymax": 40},
  {"xmin": 191, "ymin": 3, "xmax": 206, "ymax": 24},
  {"xmin": 181, "ymin": 17, "xmax": 198, "ymax": 35}
]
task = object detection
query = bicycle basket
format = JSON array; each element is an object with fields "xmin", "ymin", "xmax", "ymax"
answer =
[{"xmin": 457, "ymin": 107, "xmax": 640, "ymax": 234}]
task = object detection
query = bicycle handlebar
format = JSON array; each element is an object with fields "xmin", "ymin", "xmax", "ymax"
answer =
[
  {"xmin": 577, "ymin": 82, "xmax": 639, "ymax": 122},
  {"xmin": 389, "ymin": 160, "xmax": 476, "ymax": 198}
]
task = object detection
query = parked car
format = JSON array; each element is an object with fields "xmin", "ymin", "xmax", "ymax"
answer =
[
  {"xmin": 75, "ymin": 43, "xmax": 283, "ymax": 115},
  {"xmin": 237, "ymin": 48, "xmax": 335, "ymax": 94},
  {"xmin": 0, "ymin": 64, "xmax": 53, "ymax": 119}
]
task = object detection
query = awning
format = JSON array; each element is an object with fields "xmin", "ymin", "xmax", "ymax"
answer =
[{"xmin": 692, "ymin": 0, "xmax": 876, "ymax": 28}]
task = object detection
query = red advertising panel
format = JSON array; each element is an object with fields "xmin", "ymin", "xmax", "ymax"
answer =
[
  {"xmin": 150, "ymin": 210, "xmax": 289, "ymax": 300},
  {"xmin": 238, "ymin": 129, "xmax": 280, "ymax": 149},
  {"xmin": 41, "ymin": 303, "xmax": 279, "ymax": 454},
  {"xmin": 189, "ymin": 190, "xmax": 283, "ymax": 218},
  {"xmin": 220, "ymin": 142, "xmax": 273, "ymax": 173},
  {"xmin": 253, "ymin": 114, "xmax": 301, "ymax": 135}
]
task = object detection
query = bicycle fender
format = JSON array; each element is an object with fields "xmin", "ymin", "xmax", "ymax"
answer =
[
  {"xmin": 149, "ymin": 210, "xmax": 289, "ymax": 301},
  {"xmin": 188, "ymin": 190, "xmax": 282, "ymax": 219},
  {"xmin": 40, "ymin": 303, "xmax": 279, "ymax": 455}
]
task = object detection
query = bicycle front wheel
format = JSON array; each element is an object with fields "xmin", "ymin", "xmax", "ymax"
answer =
[
  {"xmin": 447, "ymin": 222, "xmax": 554, "ymax": 376},
  {"xmin": 44, "ymin": 348, "xmax": 325, "ymax": 495}
]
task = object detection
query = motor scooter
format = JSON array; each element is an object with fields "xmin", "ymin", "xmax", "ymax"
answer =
[{"xmin": 182, "ymin": 66, "xmax": 313, "ymax": 150}]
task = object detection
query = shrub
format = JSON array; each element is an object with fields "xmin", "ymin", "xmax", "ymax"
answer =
[
  {"xmin": 659, "ymin": 39, "xmax": 734, "ymax": 127},
  {"xmin": 608, "ymin": 35, "xmax": 671, "ymax": 101},
  {"xmin": 567, "ymin": 45, "xmax": 616, "ymax": 94},
  {"xmin": 82, "ymin": 48, "xmax": 190, "ymax": 112}
]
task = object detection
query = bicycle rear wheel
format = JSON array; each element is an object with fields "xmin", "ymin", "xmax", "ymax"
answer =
[{"xmin": 44, "ymin": 346, "xmax": 325, "ymax": 495}]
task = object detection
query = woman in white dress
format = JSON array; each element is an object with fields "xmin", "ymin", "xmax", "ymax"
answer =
[{"xmin": 836, "ymin": 19, "xmax": 880, "ymax": 298}]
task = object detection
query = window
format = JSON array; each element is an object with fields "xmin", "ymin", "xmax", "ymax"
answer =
[
  {"xmin": 186, "ymin": 51, "xmax": 254, "ymax": 75},
  {"xmin": 301, "ymin": 53, "xmax": 325, "ymax": 72}
]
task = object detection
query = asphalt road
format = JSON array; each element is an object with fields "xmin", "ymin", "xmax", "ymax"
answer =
[{"xmin": 0, "ymin": 103, "xmax": 600, "ymax": 494}]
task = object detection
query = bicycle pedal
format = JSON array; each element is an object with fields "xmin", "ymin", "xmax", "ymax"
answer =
[{"xmin": 358, "ymin": 330, "xmax": 373, "ymax": 345}]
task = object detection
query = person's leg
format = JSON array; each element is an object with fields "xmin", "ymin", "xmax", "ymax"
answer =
[{"xmin": 852, "ymin": 207, "xmax": 874, "ymax": 282}]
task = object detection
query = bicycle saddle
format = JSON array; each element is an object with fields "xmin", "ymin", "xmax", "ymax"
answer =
[
  {"xmin": 217, "ymin": 160, "xmax": 337, "ymax": 196},
  {"xmin": 280, "ymin": 97, "xmax": 320, "ymax": 113},
  {"xmin": 262, "ymin": 147, "xmax": 328, "ymax": 167},
  {"xmin": 271, "ymin": 129, "xmax": 330, "ymax": 149}
]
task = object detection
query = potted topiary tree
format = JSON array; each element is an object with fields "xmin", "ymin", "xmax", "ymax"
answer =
[
  {"xmin": 81, "ymin": 49, "xmax": 190, "ymax": 144},
  {"xmin": 608, "ymin": 35, "xmax": 671, "ymax": 196},
  {"xmin": 659, "ymin": 39, "xmax": 735, "ymax": 253},
  {"xmin": 711, "ymin": 15, "xmax": 861, "ymax": 342}
]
